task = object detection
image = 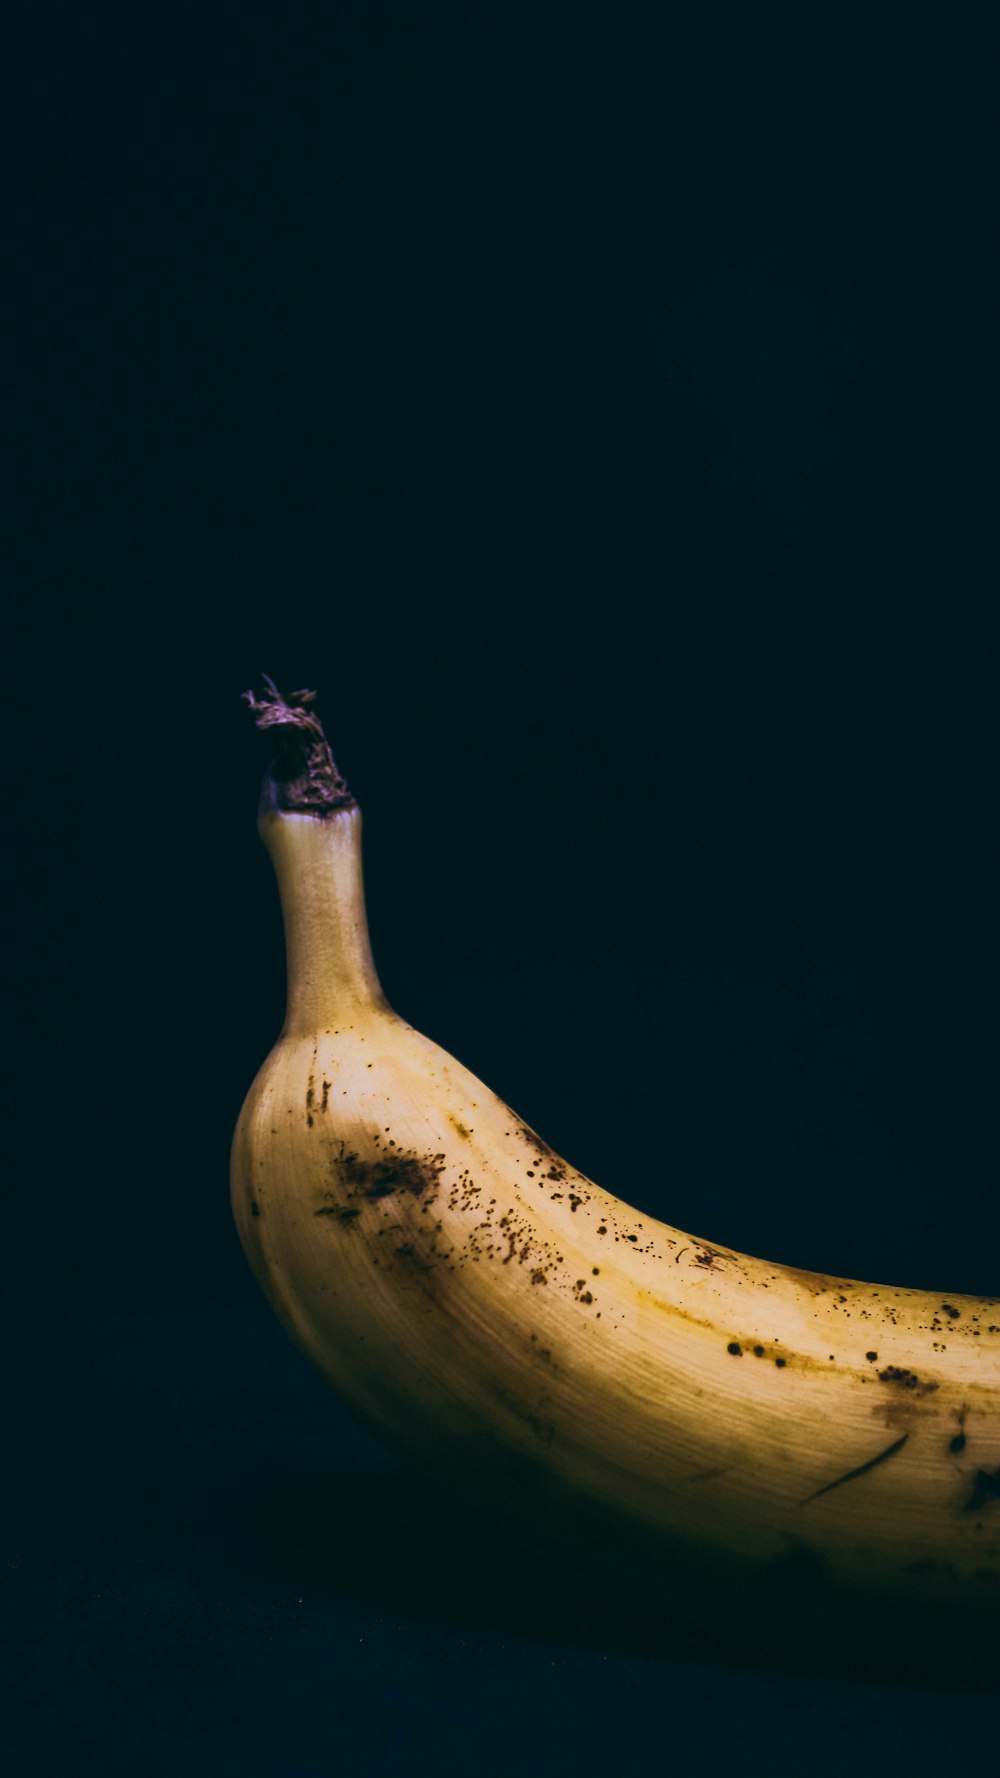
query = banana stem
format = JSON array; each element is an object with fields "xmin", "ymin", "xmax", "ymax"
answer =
[
  {"xmin": 246, "ymin": 680, "xmax": 383, "ymax": 1031},
  {"xmin": 261, "ymin": 806, "xmax": 385, "ymax": 1032}
]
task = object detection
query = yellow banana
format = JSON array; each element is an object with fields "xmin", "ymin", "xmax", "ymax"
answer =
[{"xmin": 232, "ymin": 681, "xmax": 1000, "ymax": 1680}]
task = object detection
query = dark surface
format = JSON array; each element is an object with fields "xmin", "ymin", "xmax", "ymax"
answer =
[
  {"xmin": 7, "ymin": 1, "xmax": 1000, "ymax": 1768},
  {"xmin": 9, "ymin": 1303, "xmax": 1000, "ymax": 1778}
]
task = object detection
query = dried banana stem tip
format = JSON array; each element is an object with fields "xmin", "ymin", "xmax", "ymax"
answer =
[{"xmin": 244, "ymin": 676, "xmax": 355, "ymax": 816}]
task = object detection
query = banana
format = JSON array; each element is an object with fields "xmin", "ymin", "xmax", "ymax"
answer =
[{"xmin": 232, "ymin": 682, "xmax": 1000, "ymax": 1680}]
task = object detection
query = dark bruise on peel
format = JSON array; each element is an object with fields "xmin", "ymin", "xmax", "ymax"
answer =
[
  {"xmin": 963, "ymin": 1469, "xmax": 1000, "ymax": 1515},
  {"xmin": 307, "ymin": 1133, "xmax": 587, "ymax": 1306},
  {"xmin": 323, "ymin": 1147, "xmax": 445, "ymax": 1206}
]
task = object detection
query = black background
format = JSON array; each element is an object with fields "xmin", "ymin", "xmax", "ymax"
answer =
[{"xmin": 7, "ymin": 3, "xmax": 1000, "ymax": 1771}]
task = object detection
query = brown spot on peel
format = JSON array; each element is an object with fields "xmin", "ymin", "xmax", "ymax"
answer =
[{"xmin": 877, "ymin": 1365, "xmax": 938, "ymax": 1395}]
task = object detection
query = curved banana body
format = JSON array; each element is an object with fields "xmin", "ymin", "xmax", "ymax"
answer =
[{"xmin": 232, "ymin": 801, "xmax": 1000, "ymax": 1672}]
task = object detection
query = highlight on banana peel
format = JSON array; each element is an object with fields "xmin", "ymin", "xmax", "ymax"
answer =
[{"xmin": 232, "ymin": 679, "xmax": 1000, "ymax": 1682}]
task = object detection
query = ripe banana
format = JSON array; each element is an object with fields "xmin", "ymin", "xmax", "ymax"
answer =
[{"xmin": 232, "ymin": 681, "xmax": 1000, "ymax": 1680}]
